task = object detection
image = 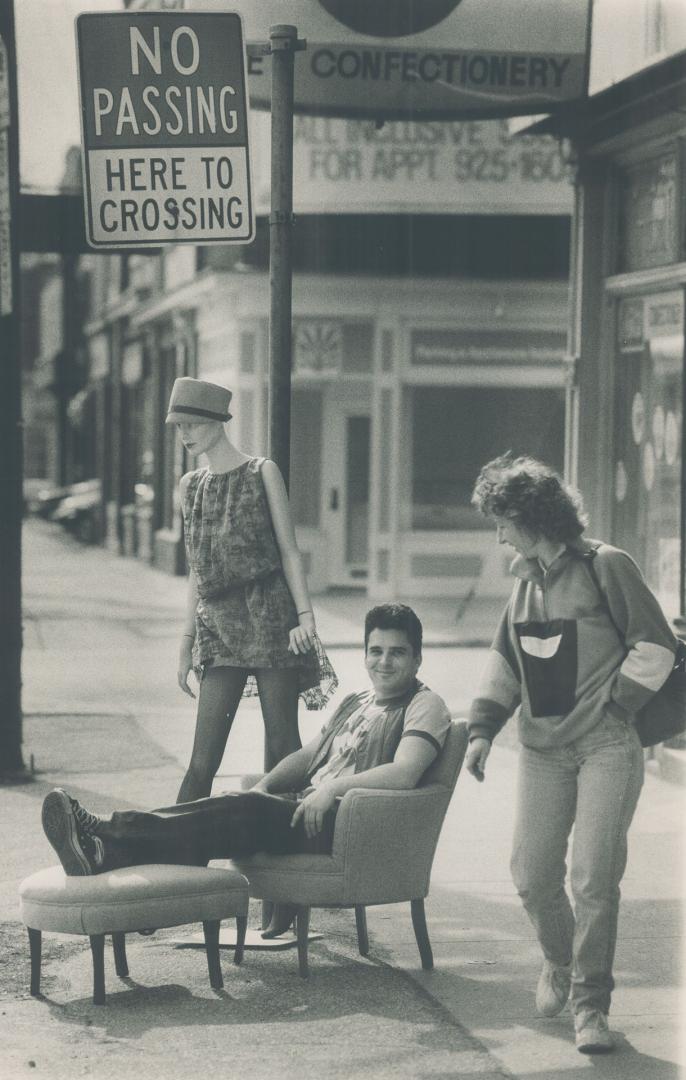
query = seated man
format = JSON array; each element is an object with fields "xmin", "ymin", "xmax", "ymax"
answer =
[{"xmin": 42, "ymin": 603, "xmax": 450, "ymax": 917}]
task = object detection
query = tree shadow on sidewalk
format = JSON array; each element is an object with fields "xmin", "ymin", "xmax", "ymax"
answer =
[{"xmin": 16, "ymin": 925, "xmax": 506, "ymax": 1080}]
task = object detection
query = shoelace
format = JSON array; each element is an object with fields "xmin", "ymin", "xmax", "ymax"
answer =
[{"xmin": 69, "ymin": 798, "xmax": 100, "ymax": 834}]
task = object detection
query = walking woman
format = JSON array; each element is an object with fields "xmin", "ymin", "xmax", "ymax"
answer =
[
  {"xmin": 167, "ymin": 377, "xmax": 337, "ymax": 804},
  {"xmin": 466, "ymin": 454, "xmax": 676, "ymax": 1054}
]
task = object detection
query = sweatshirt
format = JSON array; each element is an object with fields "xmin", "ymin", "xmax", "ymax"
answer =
[{"xmin": 468, "ymin": 540, "xmax": 676, "ymax": 750}]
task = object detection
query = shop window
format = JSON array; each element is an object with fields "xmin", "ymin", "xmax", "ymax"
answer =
[
  {"xmin": 292, "ymin": 320, "xmax": 373, "ymax": 374},
  {"xmin": 342, "ymin": 324, "xmax": 373, "ymax": 373},
  {"xmin": 613, "ymin": 292, "xmax": 683, "ymax": 618},
  {"xmin": 240, "ymin": 331, "xmax": 256, "ymax": 373},
  {"xmin": 289, "ymin": 389, "xmax": 322, "ymax": 528},
  {"xmin": 410, "ymin": 386, "xmax": 565, "ymax": 530},
  {"xmin": 618, "ymin": 152, "xmax": 680, "ymax": 273}
]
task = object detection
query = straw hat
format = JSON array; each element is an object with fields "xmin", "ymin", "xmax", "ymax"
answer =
[{"xmin": 165, "ymin": 377, "xmax": 233, "ymax": 424}]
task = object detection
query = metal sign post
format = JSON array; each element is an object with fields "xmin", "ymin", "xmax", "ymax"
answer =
[{"xmin": 267, "ymin": 25, "xmax": 305, "ymax": 491}]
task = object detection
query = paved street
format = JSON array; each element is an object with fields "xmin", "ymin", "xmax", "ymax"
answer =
[{"xmin": 0, "ymin": 519, "xmax": 683, "ymax": 1079}]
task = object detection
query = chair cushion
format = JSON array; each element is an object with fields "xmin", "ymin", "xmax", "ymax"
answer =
[
  {"xmin": 19, "ymin": 864, "xmax": 249, "ymax": 935},
  {"xmin": 233, "ymin": 853, "xmax": 345, "ymax": 905}
]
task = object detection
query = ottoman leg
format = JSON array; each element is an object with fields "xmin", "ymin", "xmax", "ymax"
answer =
[
  {"xmin": 112, "ymin": 933, "xmax": 129, "ymax": 977},
  {"xmin": 203, "ymin": 920, "xmax": 223, "ymax": 990},
  {"xmin": 233, "ymin": 915, "xmax": 247, "ymax": 966},
  {"xmin": 89, "ymin": 934, "xmax": 106, "ymax": 1005},
  {"xmin": 28, "ymin": 928, "xmax": 42, "ymax": 997},
  {"xmin": 355, "ymin": 905, "xmax": 369, "ymax": 957}
]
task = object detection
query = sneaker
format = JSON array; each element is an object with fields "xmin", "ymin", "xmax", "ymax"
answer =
[
  {"xmin": 535, "ymin": 959, "xmax": 572, "ymax": 1016},
  {"xmin": 575, "ymin": 1010, "xmax": 615, "ymax": 1054},
  {"xmin": 42, "ymin": 789, "xmax": 105, "ymax": 876}
]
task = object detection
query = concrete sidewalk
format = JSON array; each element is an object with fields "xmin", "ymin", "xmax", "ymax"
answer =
[{"xmin": 1, "ymin": 520, "xmax": 684, "ymax": 1079}]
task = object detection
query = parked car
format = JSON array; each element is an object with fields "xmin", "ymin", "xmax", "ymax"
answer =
[
  {"xmin": 50, "ymin": 480, "xmax": 102, "ymax": 544},
  {"xmin": 30, "ymin": 482, "xmax": 74, "ymax": 519}
]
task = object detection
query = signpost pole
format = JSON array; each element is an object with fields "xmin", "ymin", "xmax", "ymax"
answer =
[
  {"xmin": 0, "ymin": 0, "xmax": 28, "ymax": 781},
  {"xmin": 267, "ymin": 24, "xmax": 299, "ymax": 491},
  {"xmin": 262, "ymin": 24, "xmax": 301, "ymax": 925}
]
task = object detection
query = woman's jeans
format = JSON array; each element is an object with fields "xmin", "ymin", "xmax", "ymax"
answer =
[{"xmin": 511, "ymin": 713, "xmax": 644, "ymax": 1016}]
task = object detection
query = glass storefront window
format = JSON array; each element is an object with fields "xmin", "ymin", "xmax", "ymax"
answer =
[
  {"xmin": 613, "ymin": 291, "xmax": 684, "ymax": 618},
  {"xmin": 289, "ymin": 389, "xmax": 323, "ymax": 528},
  {"xmin": 409, "ymin": 386, "xmax": 565, "ymax": 530}
]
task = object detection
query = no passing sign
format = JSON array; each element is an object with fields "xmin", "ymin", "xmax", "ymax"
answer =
[{"xmin": 76, "ymin": 11, "xmax": 254, "ymax": 248}]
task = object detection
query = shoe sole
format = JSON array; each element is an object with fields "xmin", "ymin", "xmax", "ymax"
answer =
[
  {"xmin": 577, "ymin": 1041, "xmax": 614, "ymax": 1055},
  {"xmin": 42, "ymin": 790, "xmax": 92, "ymax": 875}
]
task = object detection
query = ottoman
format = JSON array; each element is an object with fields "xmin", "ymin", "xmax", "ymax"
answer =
[{"xmin": 19, "ymin": 863, "xmax": 249, "ymax": 1004}]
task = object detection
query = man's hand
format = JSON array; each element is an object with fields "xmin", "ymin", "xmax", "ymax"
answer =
[
  {"xmin": 290, "ymin": 785, "xmax": 336, "ymax": 839},
  {"xmin": 466, "ymin": 737, "xmax": 491, "ymax": 782}
]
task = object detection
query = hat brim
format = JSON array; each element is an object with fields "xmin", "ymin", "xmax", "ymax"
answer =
[{"xmin": 165, "ymin": 409, "xmax": 232, "ymax": 424}]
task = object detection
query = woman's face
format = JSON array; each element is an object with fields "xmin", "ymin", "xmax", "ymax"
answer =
[
  {"xmin": 176, "ymin": 419, "xmax": 224, "ymax": 457},
  {"xmin": 493, "ymin": 515, "xmax": 539, "ymax": 558}
]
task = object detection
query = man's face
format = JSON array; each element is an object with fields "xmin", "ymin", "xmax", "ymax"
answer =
[{"xmin": 365, "ymin": 628, "xmax": 421, "ymax": 699}]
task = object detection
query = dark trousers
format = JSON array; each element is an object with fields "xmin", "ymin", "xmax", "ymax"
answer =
[{"xmin": 96, "ymin": 790, "xmax": 336, "ymax": 871}]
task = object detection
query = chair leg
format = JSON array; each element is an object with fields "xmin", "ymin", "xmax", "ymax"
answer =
[
  {"xmin": 410, "ymin": 898, "xmax": 434, "ymax": 971},
  {"xmin": 295, "ymin": 906, "xmax": 311, "ymax": 979},
  {"xmin": 28, "ymin": 928, "xmax": 42, "ymax": 997},
  {"xmin": 203, "ymin": 920, "xmax": 223, "ymax": 990},
  {"xmin": 89, "ymin": 934, "xmax": 107, "ymax": 1005},
  {"xmin": 233, "ymin": 915, "xmax": 247, "ymax": 966},
  {"xmin": 355, "ymin": 905, "xmax": 369, "ymax": 957},
  {"xmin": 112, "ymin": 933, "xmax": 128, "ymax": 977}
]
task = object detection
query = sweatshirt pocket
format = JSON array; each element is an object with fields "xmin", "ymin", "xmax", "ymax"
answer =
[{"xmin": 515, "ymin": 619, "xmax": 578, "ymax": 717}]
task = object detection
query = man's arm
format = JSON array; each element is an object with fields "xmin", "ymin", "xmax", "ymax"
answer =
[
  {"xmin": 250, "ymin": 735, "xmax": 321, "ymax": 794},
  {"xmin": 292, "ymin": 734, "xmax": 437, "ymax": 839}
]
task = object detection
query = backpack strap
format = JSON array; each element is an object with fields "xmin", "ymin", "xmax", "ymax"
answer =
[{"xmin": 584, "ymin": 545, "xmax": 628, "ymax": 649}]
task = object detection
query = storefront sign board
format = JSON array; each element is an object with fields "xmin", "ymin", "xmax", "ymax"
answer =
[
  {"xmin": 186, "ymin": 0, "xmax": 592, "ymax": 120},
  {"xmin": 251, "ymin": 112, "xmax": 573, "ymax": 215}
]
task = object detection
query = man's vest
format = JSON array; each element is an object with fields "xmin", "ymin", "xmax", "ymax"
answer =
[{"xmin": 305, "ymin": 680, "xmax": 424, "ymax": 784}]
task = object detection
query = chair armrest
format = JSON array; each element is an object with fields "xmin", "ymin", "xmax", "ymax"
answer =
[
  {"xmin": 331, "ymin": 785, "xmax": 451, "ymax": 905},
  {"xmin": 240, "ymin": 773, "xmax": 265, "ymax": 791}
]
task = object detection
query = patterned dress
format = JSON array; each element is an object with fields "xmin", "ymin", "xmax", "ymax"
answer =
[{"xmin": 181, "ymin": 457, "xmax": 337, "ymax": 708}]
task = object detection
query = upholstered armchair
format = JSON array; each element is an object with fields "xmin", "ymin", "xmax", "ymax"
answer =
[{"xmin": 234, "ymin": 720, "xmax": 468, "ymax": 977}]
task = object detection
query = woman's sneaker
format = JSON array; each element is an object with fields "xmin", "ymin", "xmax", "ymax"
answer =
[
  {"xmin": 42, "ymin": 790, "xmax": 105, "ymax": 875},
  {"xmin": 535, "ymin": 959, "xmax": 572, "ymax": 1016},
  {"xmin": 575, "ymin": 1010, "xmax": 615, "ymax": 1054}
]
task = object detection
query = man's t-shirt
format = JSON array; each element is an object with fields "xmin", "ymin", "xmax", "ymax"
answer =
[{"xmin": 308, "ymin": 688, "xmax": 450, "ymax": 789}]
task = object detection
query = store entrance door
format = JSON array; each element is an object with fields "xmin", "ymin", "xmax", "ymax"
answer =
[{"xmin": 322, "ymin": 393, "xmax": 371, "ymax": 588}]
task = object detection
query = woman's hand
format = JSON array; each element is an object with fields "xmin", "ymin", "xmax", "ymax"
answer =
[
  {"xmin": 288, "ymin": 611, "xmax": 316, "ymax": 654},
  {"xmin": 177, "ymin": 637, "xmax": 196, "ymax": 699},
  {"xmin": 466, "ymin": 737, "xmax": 491, "ymax": 782}
]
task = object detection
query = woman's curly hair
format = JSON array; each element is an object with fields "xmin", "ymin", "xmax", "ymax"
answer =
[{"xmin": 471, "ymin": 454, "xmax": 588, "ymax": 543}]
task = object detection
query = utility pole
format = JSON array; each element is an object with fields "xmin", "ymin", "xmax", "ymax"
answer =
[
  {"xmin": 0, "ymin": 0, "xmax": 28, "ymax": 780},
  {"xmin": 267, "ymin": 24, "xmax": 304, "ymax": 491}
]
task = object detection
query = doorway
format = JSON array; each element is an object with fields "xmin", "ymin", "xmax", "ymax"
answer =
[{"xmin": 322, "ymin": 394, "xmax": 372, "ymax": 588}]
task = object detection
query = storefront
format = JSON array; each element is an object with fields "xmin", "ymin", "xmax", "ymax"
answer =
[
  {"xmin": 154, "ymin": 268, "xmax": 569, "ymax": 599},
  {"xmin": 549, "ymin": 42, "xmax": 686, "ymax": 629},
  {"xmin": 79, "ymin": 110, "xmax": 573, "ymax": 598}
]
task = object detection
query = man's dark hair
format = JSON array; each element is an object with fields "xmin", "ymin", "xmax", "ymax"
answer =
[
  {"xmin": 364, "ymin": 603, "xmax": 423, "ymax": 656},
  {"xmin": 471, "ymin": 453, "xmax": 588, "ymax": 543}
]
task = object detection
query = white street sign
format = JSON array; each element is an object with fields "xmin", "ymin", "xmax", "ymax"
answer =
[{"xmin": 76, "ymin": 11, "xmax": 254, "ymax": 249}]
